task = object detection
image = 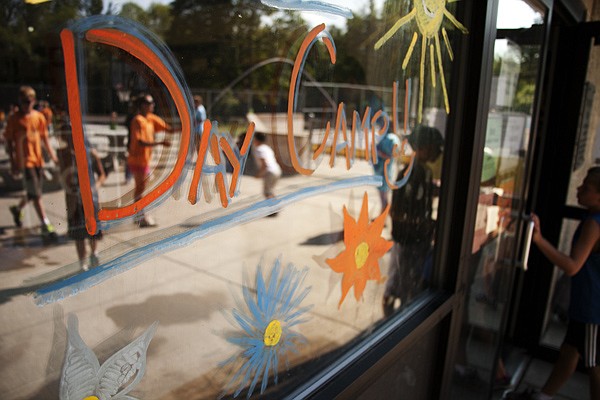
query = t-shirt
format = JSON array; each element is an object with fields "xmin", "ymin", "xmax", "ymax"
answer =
[
  {"xmin": 374, "ymin": 132, "xmax": 401, "ymax": 190},
  {"xmin": 4, "ymin": 110, "xmax": 48, "ymax": 168},
  {"xmin": 40, "ymin": 107, "xmax": 53, "ymax": 126},
  {"xmin": 569, "ymin": 213, "xmax": 600, "ymax": 324},
  {"xmin": 390, "ymin": 161, "xmax": 435, "ymax": 244},
  {"xmin": 254, "ymin": 143, "xmax": 281, "ymax": 176},
  {"xmin": 195, "ymin": 105, "xmax": 207, "ymax": 135},
  {"xmin": 127, "ymin": 113, "xmax": 168, "ymax": 168}
]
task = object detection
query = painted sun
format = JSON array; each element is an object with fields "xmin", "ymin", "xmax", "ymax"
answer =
[
  {"xmin": 375, "ymin": 0, "xmax": 468, "ymax": 123},
  {"xmin": 326, "ymin": 192, "xmax": 393, "ymax": 308}
]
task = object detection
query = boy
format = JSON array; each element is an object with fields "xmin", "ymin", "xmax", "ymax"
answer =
[
  {"xmin": 56, "ymin": 119, "xmax": 105, "ymax": 270},
  {"xmin": 373, "ymin": 129, "xmax": 401, "ymax": 214},
  {"xmin": 127, "ymin": 94, "xmax": 173, "ymax": 227},
  {"xmin": 253, "ymin": 132, "xmax": 281, "ymax": 210},
  {"xmin": 510, "ymin": 167, "xmax": 600, "ymax": 399},
  {"xmin": 384, "ymin": 125, "xmax": 443, "ymax": 316},
  {"xmin": 5, "ymin": 86, "xmax": 58, "ymax": 239}
]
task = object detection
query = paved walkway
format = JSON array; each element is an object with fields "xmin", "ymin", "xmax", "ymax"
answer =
[{"xmin": 0, "ymin": 155, "xmax": 393, "ymax": 399}]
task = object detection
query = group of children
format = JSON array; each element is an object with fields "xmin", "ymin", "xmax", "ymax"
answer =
[{"xmin": 3, "ymin": 86, "xmax": 282, "ymax": 269}]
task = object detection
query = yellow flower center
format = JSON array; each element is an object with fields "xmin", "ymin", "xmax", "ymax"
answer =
[
  {"xmin": 355, "ymin": 242, "xmax": 370, "ymax": 270},
  {"xmin": 264, "ymin": 319, "xmax": 282, "ymax": 346},
  {"xmin": 83, "ymin": 397, "xmax": 99, "ymax": 400}
]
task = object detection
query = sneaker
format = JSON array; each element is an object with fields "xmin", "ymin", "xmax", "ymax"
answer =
[
  {"xmin": 41, "ymin": 223, "xmax": 56, "ymax": 234},
  {"xmin": 41, "ymin": 223, "xmax": 58, "ymax": 240},
  {"xmin": 90, "ymin": 254, "xmax": 99, "ymax": 268},
  {"xmin": 10, "ymin": 205, "xmax": 23, "ymax": 227},
  {"xmin": 139, "ymin": 216, "xmax": 157, "ymax": 228},
  {"xmin": 383, "ymin": 295, "xmax": 398, "ymax": 317}
]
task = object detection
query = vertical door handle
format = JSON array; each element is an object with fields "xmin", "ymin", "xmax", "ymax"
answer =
[
  {"xmin": 494, "ymin": 216, "xmax": 505, "ymax": 263},
  {"xmin": 520, "ymin": 218, "xmax": 535, "ymax": 271}
]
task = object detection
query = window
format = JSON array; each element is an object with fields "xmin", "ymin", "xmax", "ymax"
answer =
[{"xmin": 0, "ymin": 0, "xmax": 468, "ymax": 398}]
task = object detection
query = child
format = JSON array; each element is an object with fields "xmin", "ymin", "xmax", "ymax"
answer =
[
  {"xmin": 510, "ymin": 167, "xmax": 600, "ymax": 399},
  {"xmin": 383, "ymin": 125, "xmax": 443, "ymax": 316},
  {"xmin": 5, "ymin": 86, "xmax": 59, "ymax": 239},
  {"xmin": 57, "ymin": 128, "xmax": 105, "ymax": 271},
  {"xmin": 373, "ymin": 129, "xmax": 401, "ymax": 215},
  {"xmin": 253, "ymin": 132, "xmax": 281, "ymax": 208},
  {"xmin": 127, "ymin": 94, "xmax": 173, "ymax": 227}
]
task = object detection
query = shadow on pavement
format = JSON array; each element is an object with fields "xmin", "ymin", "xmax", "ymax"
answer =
[
  {"xmin": 299, "ymin": 230, "xmax": 343, "ymax": 246},
  {"xmin": 106, "ymin": 291, "xmax": 227, "ymax": 329}
]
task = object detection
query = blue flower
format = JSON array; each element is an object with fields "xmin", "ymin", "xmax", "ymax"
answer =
[{"xmin": 221, "ymin": 259, "xmax": 313, "ymax": 398}]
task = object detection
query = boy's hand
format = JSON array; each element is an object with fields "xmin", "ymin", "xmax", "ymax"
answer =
[{"xmin": 531, "ymin": 213, "xmax": 542, "ymax": 243}]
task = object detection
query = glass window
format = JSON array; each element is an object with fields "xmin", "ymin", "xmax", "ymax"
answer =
[{"xmin": 0, "ymin": 0, "xmax": 467, "ymax": 398}]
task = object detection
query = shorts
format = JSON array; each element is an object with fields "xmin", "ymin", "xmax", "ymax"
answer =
[
  {"xmin": 384, "ymin": 241, "xmax": 431, "ymax": 301},
  {"xmin": 23, "ymin": 167, "xmax": 43, "ymax": 200},
  {"xmin": 66, "ymin": 198, "xmax": 103, "ymax": 241},
  {"xmin": 128, "ymin": 164, "xmax": 151, "ymax": 177},
  {"xmin": 564, "ymin": 320, "xmax": 600, "ymax": 368},
  {"xmin": 263, "ymin": 171, "xmax": 280, "ymax": 198}
]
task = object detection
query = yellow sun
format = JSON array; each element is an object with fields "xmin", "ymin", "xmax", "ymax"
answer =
[
  {"xmin": 326, "ymin": 193, "xmax": 393, "ymax": 308},
  {"xmin": 375, "ymin": 0, "xmax": 468, "ymax": 123}
]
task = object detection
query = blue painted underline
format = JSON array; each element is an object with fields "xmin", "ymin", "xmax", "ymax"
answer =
[{"xmin": 34, "ymin": 175, "xmax": 382, "ymax": 305}]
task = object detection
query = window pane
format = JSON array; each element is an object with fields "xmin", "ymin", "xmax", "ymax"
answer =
[{"xmin": 0, "ymin": 0, "xmax": 467, "ymax": 398}]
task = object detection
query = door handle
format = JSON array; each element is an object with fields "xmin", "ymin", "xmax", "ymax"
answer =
[
  {"xmin": 494, "ymin": 215, "xmax": 505, "ymax": 263},
  {"xmin": 519, "ymin": 218, "xmax": 535, "ymax": 271}
]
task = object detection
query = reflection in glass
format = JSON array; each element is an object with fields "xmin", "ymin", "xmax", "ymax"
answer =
[
  {"xmin": 451, "ymin": 0, "xmax": 544, "ymax": 398},
  {"xmin": 0, "ymin": 0, "xmax": 465, "ymax": 398}
]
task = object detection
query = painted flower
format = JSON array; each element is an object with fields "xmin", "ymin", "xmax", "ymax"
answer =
[
  {"xmin": 60, "ymin": 314, "xmax": 158, "ymax": 400},
  {"xmin": 326, "ymin": 192, "xmax": 393, "ymax": 307},
  {"xmin": 221, "ymin": 259, "xmax": 312, "ymax": 398}
]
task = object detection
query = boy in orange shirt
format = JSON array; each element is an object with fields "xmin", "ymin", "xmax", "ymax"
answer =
[
  {"xmin": 38, "ymin": 100, "xmax": 53, "ymax": 133},
  {"xmin": 5, "ymin": 86, "xmax": 58, "ymax": 238},
  {"xmin": 127, "ymin": 94, "xmax": 173, "ymax": 227}
]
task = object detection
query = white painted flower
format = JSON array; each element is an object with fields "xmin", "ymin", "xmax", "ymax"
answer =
[{"xmin": 59, "ymin": 314, "xmax": 158, "ymax": 400}]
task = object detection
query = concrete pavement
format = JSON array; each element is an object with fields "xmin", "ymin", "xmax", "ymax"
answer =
[{"xmin": 0, "ymin": 156, "xmax": 394, "ymax": 399}]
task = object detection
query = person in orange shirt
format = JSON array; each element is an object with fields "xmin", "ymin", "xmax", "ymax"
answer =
[
  {"xmin": 5, "ymin": 86, "xmax": 59, "ymax": 238},
  {"xmin": 38, "ymin": 100, "xmax": 53, "ymax": 130},
  {"xmin": 127, "ymin": 94, "xmax": 174, "ymax": 227}
]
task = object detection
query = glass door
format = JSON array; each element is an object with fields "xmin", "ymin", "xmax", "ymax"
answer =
[{"xmin": 451, "ymin": 0, "xmax": 546, "ymax": 398}]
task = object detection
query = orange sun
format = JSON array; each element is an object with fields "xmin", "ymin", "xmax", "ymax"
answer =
[{"xmin": 326, "ymin": 193, "xmax": 393, "ymax": 308}]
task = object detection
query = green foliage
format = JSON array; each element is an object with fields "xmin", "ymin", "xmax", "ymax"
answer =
[{"xmin": 0, "ymin": 0, "xmax": 460, "ymax": 120}]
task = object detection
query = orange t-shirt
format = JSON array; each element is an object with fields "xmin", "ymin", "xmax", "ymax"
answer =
[
  {"xmin": 127, "ymin": 113, "xmax": 169, "ymax": 168},
  {"xmin": 4, "ymin": 110, "xmax": 48, "ymax": 168},
  {"xmin": 40, "ymin": 107, "xmax": 53, "ymax": 126}
]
